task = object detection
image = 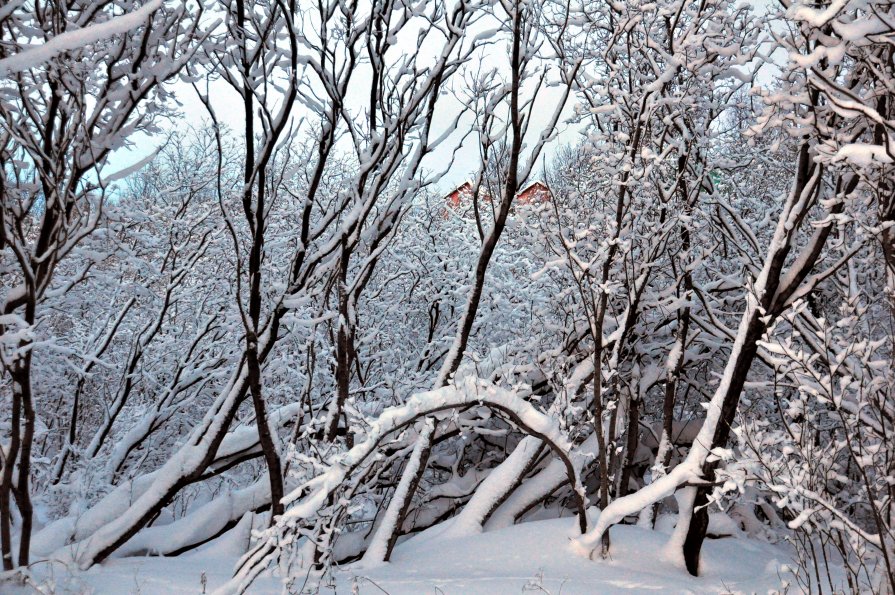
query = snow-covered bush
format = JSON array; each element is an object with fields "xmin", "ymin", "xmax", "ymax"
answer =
[{"xmin": 729, "ymin": 300, "xmax": 895, "ymax": 593}]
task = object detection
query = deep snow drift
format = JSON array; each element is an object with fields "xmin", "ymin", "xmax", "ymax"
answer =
[{"xmin": 16, "ymin": 513, "xmax": 797, "ymax": 594}]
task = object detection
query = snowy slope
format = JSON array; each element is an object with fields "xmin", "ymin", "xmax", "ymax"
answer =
[{"xmin": 17, "ymin": 513, "xmax": 796, "ymax": 594}]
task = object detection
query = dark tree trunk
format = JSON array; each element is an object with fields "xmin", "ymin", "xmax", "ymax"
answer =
[
  {"xmin": 247, "ymin": 340, "xmax": 284, "ymax": 519},
  {"xmin": 682, "ymin": 315, "xmax": 763, "ymax": 575}
]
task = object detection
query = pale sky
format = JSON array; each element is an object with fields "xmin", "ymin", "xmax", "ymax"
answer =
[
  {"xmin": 106, "ymin": 0, "xmax": 782, "ymax": 195},
  {"xmin": 105, "ymin": 5, "xmax": 584, "ymax": 195}
]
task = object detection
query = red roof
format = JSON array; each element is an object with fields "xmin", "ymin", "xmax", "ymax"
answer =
[
  {"xmin": 445, "ymin": 181, "xmax": 475, "ymax": 208},
  {"xmin": 445, "ymin": 181, "xmax": 550, "ymax": 209},
  {"xmin": 515, "ymin": 181, "xmax": 550, "ymax": 205}
]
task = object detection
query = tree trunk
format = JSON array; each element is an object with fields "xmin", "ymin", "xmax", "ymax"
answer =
[{"xmin": 247, "ymin": 339, "xmax": 284, "ymax": 520}]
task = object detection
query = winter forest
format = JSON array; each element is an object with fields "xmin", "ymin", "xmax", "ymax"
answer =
[{"xmin": 1, "ymin": 0, "xmax": 894, "ymax": 593}]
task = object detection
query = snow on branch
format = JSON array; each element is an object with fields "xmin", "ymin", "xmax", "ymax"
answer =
[
  {"xmin": 0, "ymin": 0, "xmax": 162, "ymax": 76},
  {"xmin": 222, "ymin": 377, "xmax": 588, "ymax": 593}
]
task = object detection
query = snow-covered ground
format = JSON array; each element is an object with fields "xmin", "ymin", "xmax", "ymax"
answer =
[{"xmin": 16, "ymin": 513, "xmax": 797, "ymax": 594}]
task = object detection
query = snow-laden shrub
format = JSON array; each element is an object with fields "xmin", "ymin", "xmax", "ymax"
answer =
[{"xmin": 725, "ymin": 300, "xmax": 895, "ymax": 593}]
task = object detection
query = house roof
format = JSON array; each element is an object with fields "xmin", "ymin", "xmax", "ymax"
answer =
[{"xmin": 444, "ymin": 180, "xmax": 550, "ymax": 209}]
